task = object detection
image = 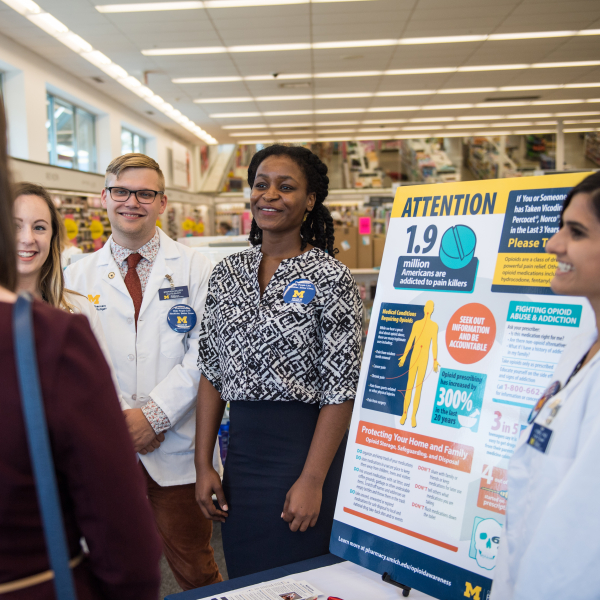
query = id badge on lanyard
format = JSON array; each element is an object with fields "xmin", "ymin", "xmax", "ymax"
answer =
[
  {"xmin": 159, "ymin": 274, "xmax": 196, "ymax": 333},
  {"xmin": 526, "ymin": 352, "xmax": 587, "ymax": 454}
]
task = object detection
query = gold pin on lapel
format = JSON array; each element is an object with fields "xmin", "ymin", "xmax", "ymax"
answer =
[{"xmin": 108, "ymin": 272, "xmax": 115, "ymax": 279}]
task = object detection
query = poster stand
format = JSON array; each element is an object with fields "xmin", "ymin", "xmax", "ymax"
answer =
[
  {"xmin": 329, "ymin": 173, "xmax": 593, "ymax": 600},
  {"xmin": 382, "ymin": 572, "xmax": 411, "ymax": 597}
]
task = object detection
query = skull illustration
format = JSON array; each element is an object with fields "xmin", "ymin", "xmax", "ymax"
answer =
[{"xmin": 474, "ymin": 518, "xmax": 502, "ymax": 570}]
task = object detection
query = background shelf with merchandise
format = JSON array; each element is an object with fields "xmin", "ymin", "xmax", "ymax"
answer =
[
  {"xmin": 585, "ymin": 133, "xmax": 600, "ymax": 167},
  {"xmin": 399, "ymin": 139, "xmax": 460, "ymax": 183},
  {"xmin": 466, "ymin": 136, "xmax": 521, "ymax": 179}
]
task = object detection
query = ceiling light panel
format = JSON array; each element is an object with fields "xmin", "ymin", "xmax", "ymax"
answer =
[
  {"xmin": 315, "ymin": 121, "xmax": 360, "ymax": 126},
  {"xmin": 218, "ymin": 111, "xmax": 600, "ymax": 133},
  {"xmin": 315, "ymin": 108, "xmax": 366, "ymax": 114},
  {"xmin": 211, "ymin": 111, "xmax": 262, "ymax": 118},
  {"xmin": 410, "ymin": 117, "xmax": 456, "ymax": 122},
  {"xmin": 361, "ymin": 119, "xmax": 408, "ymax": 124},
  {"xmin": 268, "ymin": 122, "xmax": 313, "ymax": 127},
  {"xmin": 312, "ymin": 128, "xmax": 356, "ymax": 133},
  {"xmin": 195, "ymin": 96, "xmax": 254, "ymax": 103},
  {"xmin": 233, "ymin": 131, "xmax": 272, "ymax": 136},
  {"xmin": 422, "ymin": 103, "xmax": 475, "ymax": 110},
  {"xmin": 564, "ymin": 127, "xmax": 600, "ymax": 133},
  {"xmin": 0, "ymin": 0, "xmax": 216, "ymax": 144},
  {"xmin": 357, "ymin": 127, "xmax": 400, "ymax": 132},
  {"xmin": 401, "ymin": 125, "xmax": 440, "ymax": 131},
  {"xmin": 211, "ymin": 100, "xmax": 600, "ymax": 121},
  {"xmin": 97, "ymin": 0, "xmax": 377, "ymax": 11},
  {"xmin": 272, "ymin": 130, "xmax": 319, "ymax": 135},
  {"xmin": 191, "ymin": 83, "xmax": 600, "ymax": 107},
  {"xmin": 221, "ymin": 124, "xmax": 267, "ymax": 129},
  {"xmin": 446, "ymin": 123, "xmax": 483, "ymax": 129},
  {"xmin": 174, "ymin": 61, "xmax": 600, "ymax": 86},
  {"xmin": 263, "ymin": 110, "xmax": 313, "ymax": 116},
  {"xmin": 147, "ymin": 30, "xmax": 600, "ymax": 56},
  {"xmin": 564, "ymin": 119, "xmax": 600, "ymax": 124},
  {"xmin": 366, "ymin": 106, "xmax": 418, "ymax": 113}
]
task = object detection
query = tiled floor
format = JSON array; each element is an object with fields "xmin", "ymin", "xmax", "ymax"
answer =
[{"xmin": 159, "ymin": 522, "xmax": 229, "ymax": 599}]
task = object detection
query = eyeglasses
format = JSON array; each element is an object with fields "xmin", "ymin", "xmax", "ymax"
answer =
[{"xmin": 106, "ymin": 187, "xmax": 164, "ymax": 204}]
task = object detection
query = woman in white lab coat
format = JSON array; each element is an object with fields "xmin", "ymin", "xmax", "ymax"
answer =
[{"xmin": 491, "ymin": 171, "xmax": 600, "ymax": 599}]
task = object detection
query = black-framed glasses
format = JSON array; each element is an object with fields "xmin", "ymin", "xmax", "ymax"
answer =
[{"xmin": 106, "ymin": 187, "xmax": 164, "ymax": 204}]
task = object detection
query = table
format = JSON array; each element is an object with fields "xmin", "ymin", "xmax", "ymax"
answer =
[{"xmin": 166, "ymin": 554, "xmax": 437, "ymax": 600}]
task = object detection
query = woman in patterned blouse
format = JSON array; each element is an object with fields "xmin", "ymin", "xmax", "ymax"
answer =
[{"xmin": 195, "ymin": 145, "xmax": 363, "ymax": 577}]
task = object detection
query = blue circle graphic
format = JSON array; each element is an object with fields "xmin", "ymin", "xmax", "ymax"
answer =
[{"xmin": 439, "ymin": 225, "xmax": 477, "ymax": 270}]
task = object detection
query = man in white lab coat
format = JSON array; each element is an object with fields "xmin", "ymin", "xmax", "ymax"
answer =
[{"xmin": 65, "ymin": 154, "xmax": 222, "ymax": 590}]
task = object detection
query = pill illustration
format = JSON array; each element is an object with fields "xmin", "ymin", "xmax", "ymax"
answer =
[{"xmin": 439, "ymin": 225, "xmax": 477, "ymax": 270}]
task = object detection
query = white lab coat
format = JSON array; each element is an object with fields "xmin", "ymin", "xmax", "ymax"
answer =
[
  {"xmin": 64, "ymin": 289, "xmax": 123, "ymax": 404},
  {"xmin": 64, "ymin": 227, "xmax": 215, "ymax": 486},
  {"xmin": 491, "ymin": 327, "xmax": 600, "ymax": 600}
]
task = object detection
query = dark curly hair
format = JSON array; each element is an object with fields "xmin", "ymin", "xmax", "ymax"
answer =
[{"xmin": 247, "ymin": 144, "xmax": 337, "ymax": 255}]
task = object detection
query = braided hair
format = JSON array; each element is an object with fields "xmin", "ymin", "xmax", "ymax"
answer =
[{"xmin": 247, "ymin": 145, "xmax": 337, "ymax": 256}]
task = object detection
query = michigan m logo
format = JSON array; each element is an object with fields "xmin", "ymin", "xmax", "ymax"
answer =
[
  {"xmin": 88, "ymin": 295, "xmax": 100, "ymax": 304},
  {"xmin": 464, "ymin": 582, "xmax": 481, "ymax": 599},
  {"xmin": 293, "ymin": 290, "xmax": 305, "ymax": 299},
  {"xmin": 177, "ymin": 316, "xmax": 188, "ymax": 324}
]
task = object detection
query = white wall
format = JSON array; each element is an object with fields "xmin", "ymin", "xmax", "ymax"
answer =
[{"xmin": 0, "ymin": 30, "xmax": 199, "ymax": 189}]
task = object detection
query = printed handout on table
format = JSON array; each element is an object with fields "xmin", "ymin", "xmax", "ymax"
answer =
[{"xmin": 198, "ymin": 579, "xmax": 321, "ymax": 600}]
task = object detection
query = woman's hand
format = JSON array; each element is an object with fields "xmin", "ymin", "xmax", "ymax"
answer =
[
  {"xmin": 195, "ymin": 465, "xmax": 228, "ymax": 523},
  {"xmin": 282, "ymin": 475, "xmax": 323, "ymax": 532}
]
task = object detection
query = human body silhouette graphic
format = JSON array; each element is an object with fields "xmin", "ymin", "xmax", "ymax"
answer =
[{"xmin": 398, "ymin": 300, "xmax": 439, "ymax": 427}]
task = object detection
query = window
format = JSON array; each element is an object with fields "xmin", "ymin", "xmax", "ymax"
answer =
[
  {"xmin": 46, "ymin": 93, "xmax": 96, "ymax": 172},
  {"xmin": 121, "ymin": 127, "xmax": 146, "ymax": 155}
]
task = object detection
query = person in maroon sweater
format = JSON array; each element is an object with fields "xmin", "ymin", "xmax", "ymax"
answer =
[{"xmin": 0, "ymin": 104, "xmax": 162, "ymax": 596}]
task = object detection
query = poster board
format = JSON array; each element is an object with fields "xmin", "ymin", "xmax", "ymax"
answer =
[{"xmin": 331, "ymin": 173, "xmax": 592, "ymax": 600}]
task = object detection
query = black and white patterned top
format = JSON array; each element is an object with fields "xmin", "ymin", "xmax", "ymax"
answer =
[{"xmin": 197, "ymin": 245, "xmax": 362, "ymax": 407}]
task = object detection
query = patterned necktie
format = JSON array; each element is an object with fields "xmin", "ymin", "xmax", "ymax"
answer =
[{"xmin": 125, "ymin": 253, "xmax": 143, "ymax": 328}]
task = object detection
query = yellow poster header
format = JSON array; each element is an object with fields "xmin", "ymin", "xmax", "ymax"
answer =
[{"xmin": 391, "ymin": 172, "xmax": 591, "ymax": 219}]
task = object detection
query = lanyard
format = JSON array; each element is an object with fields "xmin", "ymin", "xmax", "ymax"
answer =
[
  {"xmin": 528, "ymin": 348, "xmax": 590, "ymax": 425},
  {"xmin": 565, "ymin": 351, "xmax": 588, "ymax": 387}
]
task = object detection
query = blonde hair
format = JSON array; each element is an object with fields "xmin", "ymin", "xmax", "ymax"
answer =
[
  {"xmin": 105, "ymin": 153, "xmax": 165, "ymax": 191},
  {"xmin": 14, "ymin": 182, "xmax": 77, "ymax": 311}
]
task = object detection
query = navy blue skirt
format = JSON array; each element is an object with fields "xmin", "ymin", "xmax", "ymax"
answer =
[{"xmin": 221, "ymin": 400, "xmax": 347, "ymax": 578}]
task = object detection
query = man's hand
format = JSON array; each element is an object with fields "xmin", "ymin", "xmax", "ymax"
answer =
[
  {"xmin": 123, "ymin": 408, "xmax": 157, "ymax": 453},
  {"xmin": 140, "ymin": 432, "xmax": 165, "ymax": 455},
  {"xmin": 282, "ymin": 475, "xmax": 323, "ymax": 532}
]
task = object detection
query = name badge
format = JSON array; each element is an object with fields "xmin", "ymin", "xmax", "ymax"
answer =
[
  {"xmin": 283, "ymin": 279, "xmax": 317, "ymax": 304},
  {"xmin": 527, "ymin": 423, "xmax": 553, "ymax": 453},
  {"xmin": 159, "ymin": 286, "xmax": 189, "ymax": 301},
  {"xmin": 167, "ymin": 304, "xmax": 197, "ymax": 333}
]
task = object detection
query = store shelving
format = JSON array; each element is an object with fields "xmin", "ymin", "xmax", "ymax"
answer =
[
  {"xmin": 585, "ymin": 133, "xmax": 600, "ymax": 166},
  {"xmin": 400, "ymin": 140, "xmax": 459, "ymax": 183},
  {"xmin": 467, "ymin": 137, "xmax": 520, "ymax": 180},
  {"xmin": 51, "ymin": 191, "xmax": 110, "ymax": 254}
]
